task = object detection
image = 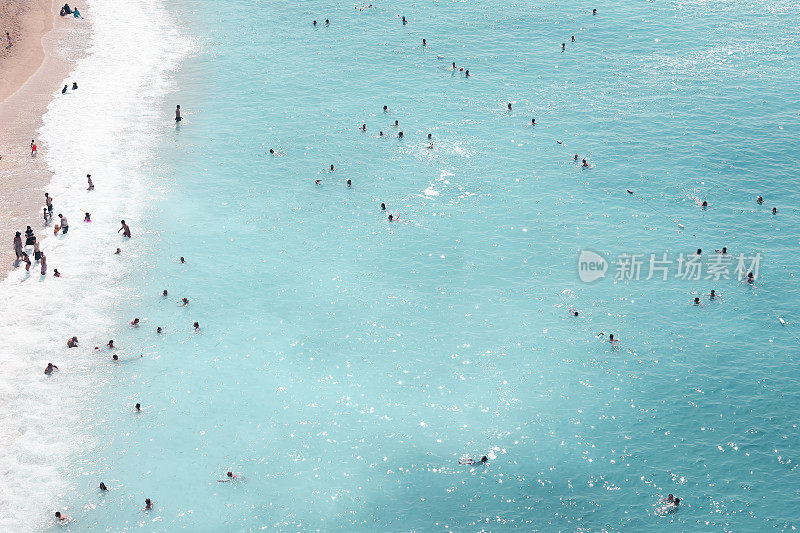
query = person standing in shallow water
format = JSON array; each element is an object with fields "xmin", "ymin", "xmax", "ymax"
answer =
[
  {"xmin": 175, "ymin": 105, "xmax": 182, "ymax": 122},
  {"xmin": 119, "ymin": 220, "xmax": 131, "ymax": 238}
]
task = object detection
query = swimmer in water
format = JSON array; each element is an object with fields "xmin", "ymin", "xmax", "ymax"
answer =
[
  {"xmin": 379, "ymin": 131, "xmax": 384, "ymax": 136},
  {"xmin": 119, "ymin": 220, "xmax": 131, "ymax": 238},
  {"xmin": 693, "ymin": 297, "xmax": 701, "ymax": 305},
  {"xmin": 157, "ymin": 326, "xmax": 163, "ymax": 334},
  {"xmin": 459, "ymin": 455, "xmax": 488, "ymax": 465},
  {"xmin": 115, "ymin": 248, "xmax": 121, "ymax": 254},
  {"xmin": 347, "ymin": 179, "xmax": 352, "ymax": 187},
  {"xmin": 388, "ymin": 214, "xmax": 398, "ymax": 222},
  {"xmin": 422, "ymin": 38, "xmax": 426, "ymax": 46},
  {"xmin": 135, "ymin": 403, "xmax": 141, "ymax": 412},
  {"xmin": 756, "ymin": 196, "xmax": 763, "ymax": 204},
  {"xmin": 465, "ymin": 69, "xmax": 470, "ymax": 77},
  {"xmin": 383, "ymin": 105, "xmax": 388, "ymax": 112},
  {"xmin": 162, "ymin": 289, "xmax": 168, "ymax": 296},
  {"xmin": 593, "ymin": 8, "xmax": 597, "ymax": 14},
  {"xmin": 360, "ymin": 124, "xmax": 366, "ymax": 131},
  {"xmin": 695, "ymin": 248, "xmax": 702, "ymax": 256},
  {"xmin": 145, "ymin": 498, "xmax": 153, "ymax": 510},
  {"xmin": 180, "ymin": 297, "xmax": 189, "ymax": 306},
  {"xmin": 716, "ymin": 247, "xmax": 727, "ymax": 254},
  {"xmin": 451, "ymin": 62, "xmax": 456, "ymax": 70},
  {"xmin": 325, "ymin": 19, "xmax": 329, "ymax": 25},
  {"xmin": 702, "ymin": 201, "xmax": 708, "ymax": 209},
  {"xmin": 747, "ymin": 272, "xmax": 755, "ymax": 284},
  {"xmin": 315, "ymin": 179, "xmax": 322, "ymax": 185},
  {"xmin": 571, "ymin": 35, "xmax": 575, "ymax": 42},
  {"xmin": 100, "ymin": 482, "xmax": 108, "ymax": 491},
  {"xmin": 380, "ymin": 202, "xmax": 386, "ymax": 210},
  {"xmin": 574, "ymin": 154, "xmax": 579, "ymax": 161},
  {"xmin": 561, "ymin": 42, "xmax": 565, "ymax": 51},
  {"xmin": 393, "ymin": 120, "xmax": 399, "ymax": 126},
  {"xmin": 582, "ymin": 159, "xmax": 590, "ymax": 167},
  {"xmin": 87, "ymin": 174, "xmax": 94, "ymax": 190},
  {"xmin": 218, "ymin": 471, "xmax": 239, "ymax": 482},
  {"xmin": 401, "ymin": 16, "xmax": 407, "ymax": 24},
  {"xmin": 107, "ymin": 340, "xmax": 115, "ymax": 349},
  {"xmin": 113, "ymin": 354, "xmax": 119, "ymax": 361},
  {"xmin": 568, "ymin": 309, "xmax": 579, "ymax": 317},
  {"xmin": 131, "ymin": 318, "xmax": 140, "ymax": 327},
  {"xmin": 709, "ymin": 290, "xmax": 717, "ymax": 299},
  {"xmin": 55, "ymin": 511, "xmax": 68, "ymax": 522},
  {"xmin": 313, "ymin": 20, "xmax": 317, "ymax": 26},
  {"xmin": 194, "ymin": 321, "xmax": 200, "ymax": 331},
  {"xmin": 180, "ymin": 256, "xmax": 186, "ymax": 263},
  {"xmin": 45, "ymin": 363, "xmax": 58, "ymax": 375},
  {"xmin": 507, "ymin": 103, "xmax": 512, "ymax": 111},
  {"xmin": 531, "ymin": 118, "xmax": 536, "ymax": 125},
  {"xmin": 772, "ymin": 207, "xmax": 778, "ymax": 214},
  {"xmin": 398, "ymin": 131, "xmax": 403, "ymax": 138},
  {"xmin": 330, "ymin": 164, "xmax": 335, "ymax": 171}
]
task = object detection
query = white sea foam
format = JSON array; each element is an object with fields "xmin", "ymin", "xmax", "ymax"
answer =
[{"xmin": 0, "ymin": 0, "xmax": 191, "ymax": 528}]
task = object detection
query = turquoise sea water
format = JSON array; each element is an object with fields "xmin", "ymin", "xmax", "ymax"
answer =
[{"xmin": 55, "ymin": 0, "xmax": 800, "ymax": 530}]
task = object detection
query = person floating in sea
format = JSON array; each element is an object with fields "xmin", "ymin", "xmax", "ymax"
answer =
[
  {"xmin": 162, "ymin": 289, "xmax": 168, "ymax": 296},
  {"xmin": 45, "ymin": 363, "xmax": 58, "ymax": 375},
  {"xmin": 380, "ymin": 202, "xmax": 386, "ymax": 210},
  {"xmin": 330, "ymin": 164, "xmax": 335, "ymax": 171},
  {"xmin": 145, "ymin": 498, "xmax": 153, "ymax": 510},
  {"xmin": 217, "ymin": 471, "xmax": 240, "ymax": 482},
  {"xmin": 756, "ymin": 196, "xmax": 763, "ymax": 204},
  {"xmin": 193, "ymin": 321, "xmax": 200, "ymax": 331},
  {"xmin": 422, "ymin": 38, "xmax": 426, "ymax": 46},
  {"xmin": 179, "ymin": 297, "xmax": 189, "ymax": 306},
  {"xmin": 87, "ymin": 174, "xmax": 94, "ymax": 190},
  {"xmin": 347, "ymin": 179, "xmax": 352, "ymax": 187},
  {"xmin": 135, "ymin": 403, "xmax": 141, "ymax": 412},
  {"xmin": 772, "ymin": 207, "xmax": 778, "ymax": 215},
  {"xmin": 131, "ymin": 318, "xmax": 140, "ymax": 327},
  {"xmin": 157, "ymin": 326, "xmax": 163, "ymax": 334},
  {"xmin": 582, "ymin": 159, "xmax": 590, "ymax": 168},
  {"xmin": 571, "ymin": 35, "xmax": 575, "ymax": 42},
  {"xmin": 54, "ymin": 511, "xmax": 68, "ymax": 523},
  {"xmin": 568, "ymin": 309, "xmax": 579, "ymax": 317},
  {"xmin": 702, "ymin": 200, "xmax": 708, "ymax": 209},
  {"xmin": 119, "ymin": 220, "xmax": 131, "ymax": 238},
  {"xmin": 747, "ymin": 272, "xmax": 755, "ymax": 284},
  {"xmin": 715, "ymin": 247, "xmax": 727, "ymax": 255},
  {"xmin": 388, "ymin": 214, "xmax": 398, "ymax": 222},
  {"xmin": 459, "ymin": 455, "xmax": 488, "ymax": 465},
  {"xmin": 561, "ymin": 42, "xmax": 566, "ymax": 51},
  {"xmin": 709, "ymin": 289, "xmax": 718, "ymax": 300},
  {"xmin": 100, "ymin": 482, "xmax": 108, "ymax": 491},
  {"xmin": 175, "ymin": 105, "xmax": 182, "ymax": 122},
  {"xmin": 359, "ymin": 124, "xmax": 366, "ymax": 131},
  {"xmin": 507, "ymin": 103, "xmax": 512, "ymax": 111}
]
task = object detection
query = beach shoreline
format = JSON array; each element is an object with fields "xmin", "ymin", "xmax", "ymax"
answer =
[{"xmin": 0, "ymin": 0, "xmax": 90, "ymax": 281}]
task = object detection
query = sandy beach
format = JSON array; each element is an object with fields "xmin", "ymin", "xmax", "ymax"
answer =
[{"xmin": 0, "ymin": 0, "xmax": 89, "ymax": 280}]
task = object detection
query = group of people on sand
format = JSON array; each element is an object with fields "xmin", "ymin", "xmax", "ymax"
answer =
[{"xmin": 60, "ymin": 3, "xmax": 83, "ymax": 18}]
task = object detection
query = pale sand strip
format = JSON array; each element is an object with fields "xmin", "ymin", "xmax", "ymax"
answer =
[{"xmin": 0, "ymin": 0, "xmax": 90, "ymax": 280}]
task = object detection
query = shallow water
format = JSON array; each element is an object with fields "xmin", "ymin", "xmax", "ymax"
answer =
[{"xmin": 3, "ymin": 0, "xmax": 800, "ymax": 530}]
